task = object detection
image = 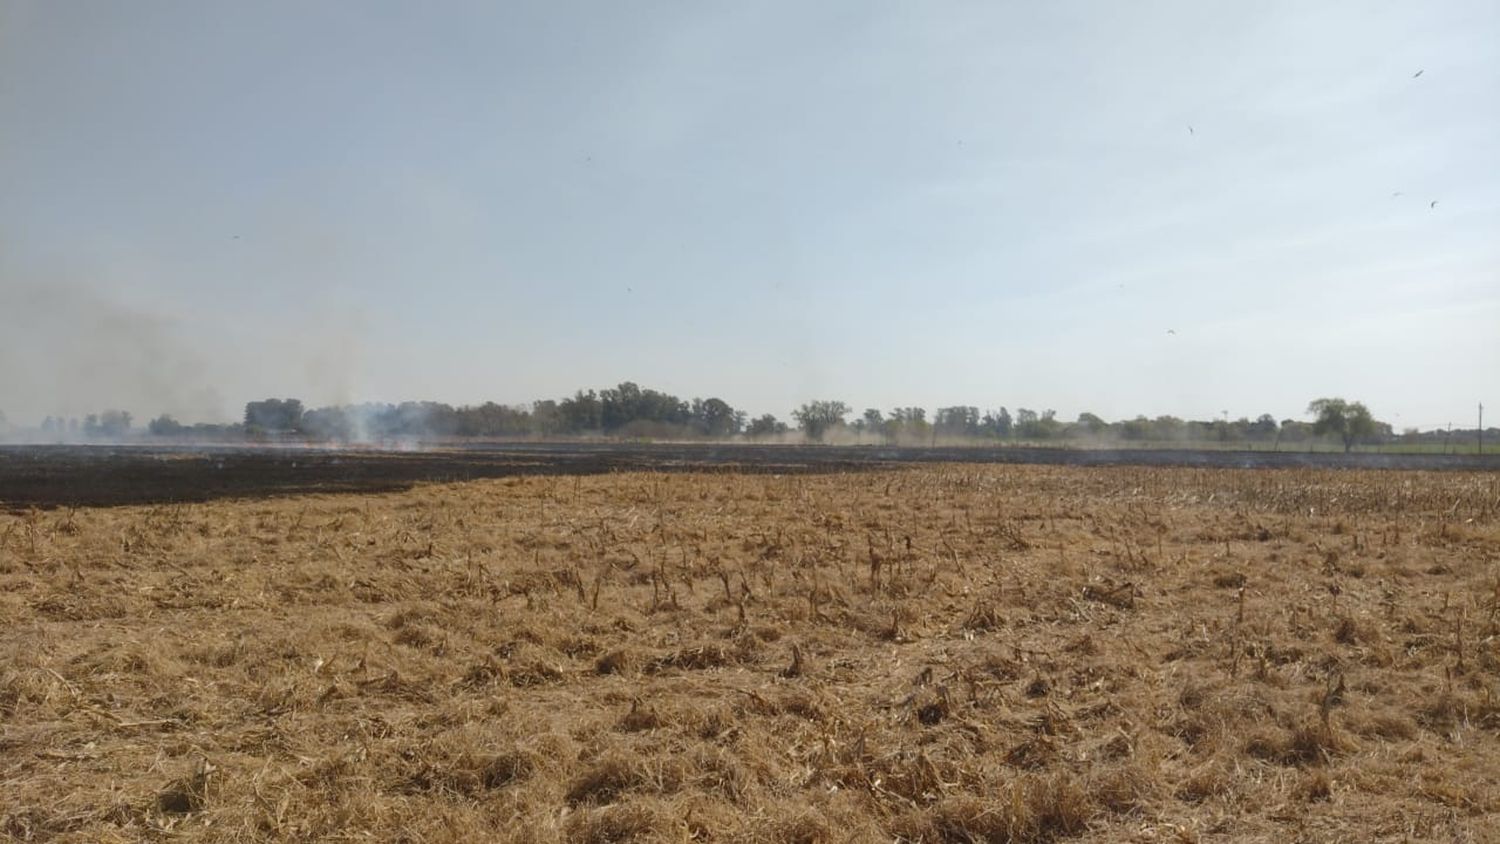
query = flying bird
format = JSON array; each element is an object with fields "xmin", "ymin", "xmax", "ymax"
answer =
[
  {"xmin": 1391, "ymin": 192, "xmax": 1403, "ymax": 198},
  {"xmin": 1412, "ymin": 69, "xmax": 1424, "ymax": 78},
  {"xmin": 1430, "ymin": 200, "xmax": 1438, "ymax": 209},
  {"xmin": 1187, "ymin": 125, "xmax": 1194, "ymax": 135},
  {"xmin": 1166, "ymin": 329, "xmax": 1176, "ymax": 335}
]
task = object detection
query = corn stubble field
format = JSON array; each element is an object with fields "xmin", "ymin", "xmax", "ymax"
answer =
[{"xmin": 2, "ymin": 465, "xmax": 1499, "ymax": 843}]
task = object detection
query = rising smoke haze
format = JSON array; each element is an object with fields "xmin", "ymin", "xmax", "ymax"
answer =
[
  {"xmin": 1, "ymin": 3, "xmax": 1496, "ymax": 436},
  {"xmin": 0, "ymin": 274, "xmax": 390, "ymax": 430},
  {"xmin": 0, "ymin": 279, "xmax": 224, "ymax": 424}
]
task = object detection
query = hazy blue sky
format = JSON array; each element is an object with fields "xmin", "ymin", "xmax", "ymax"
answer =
[{"xmin": 2, "ymin": 1, "xmax": 1496, "ymax": 429}]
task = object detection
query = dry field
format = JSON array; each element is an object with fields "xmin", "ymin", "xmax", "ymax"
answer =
[{"xmin": 2, "ymin": 465, "xmax": 1499, "ymax": 842}]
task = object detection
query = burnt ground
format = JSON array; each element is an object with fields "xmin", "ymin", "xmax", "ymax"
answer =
[{"xmin": 2, "ymin": 442, "xmax": 1498, "ymax": 509}]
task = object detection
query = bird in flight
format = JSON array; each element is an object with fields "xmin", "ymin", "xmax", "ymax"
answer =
[
  {"xmin": 1391, "ymin": 192, "xmax": 1403, "ymax": 198},
  {"xmin": 1412, "ymin": 69, "xmax": 1424, "ymax": 78},
  {"xmin": 1430, "ymin": 200, "xmax": 1438, "ymax": 209},
  {"xmin": 1166, "ymin": 329, "xmax": 1177, "ymax": 335},
  {"xmin": 1187, "ymin": 125, "xmax": 1194, "ymax": 135}
]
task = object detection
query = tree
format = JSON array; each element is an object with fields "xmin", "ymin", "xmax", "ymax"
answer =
[
  {"xmin": 792, "ymin": 400, "xmax": 850, "ymax": 442},
  {"xmin": 690, "ymin": 397, "xmax": 741, "ymax": 437},
  {"xmin": 1308, "ymin": 398, "xmax": 1377, "ymax": 453},
  {"xmin": 886, "ymin": 407, "xmax": 929, "ymax": 443},
  {"xmin": 531, "ymin": 400, "xmax": 562, "ymax": 436},
  {"xmin": 244, "ymin": 398, "xmax": 304, "ymax": 433},
  {"xmin": 452, "ymin": 402, "xmax": 533, "ymax": 437},
  {"xmin": 598, "ymin": 382, "xmax": 691, "ymax": 432},
  {"xmin": 1014, "ymin": 408, "xmax": 1061, "ymax": 439},
  {"xmin": 1248, "ymin": 414, "xmax": 1278, "ymax": 441},
  {"xmin": 1075, "ymin": 412, "xmax": 1108, "ymax": 436},
  {"xmin": 746, "ymin": 414, "xmax": 787, "ymax": 439},
  {"xmin": 1151, "ymin": 415, "xmax": 1185, "ymax": 441},
  {"xmin": 935, "ymin": 406, "xmax": 981, "ymax": 437},
  {"xmin": 85, "ymin": 410, "xmax": 132, "ymax": 438},
  {"xmin": 559, "ymin": 390, "xmax": 602, "ymax": 432},
  {"xmin": 148, "ymin": 414, "xmax": 186, "ymax": 436},
  {"xmin": 984, "ymin": 407, "xmax": 1013, "ymax": 438},
  {"xmin": 1120, "ymin": 416, "xmax": 1151, "ymax": 440}
]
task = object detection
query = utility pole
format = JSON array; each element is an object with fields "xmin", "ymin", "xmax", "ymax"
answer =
[{"xmin": 1480, "ymin": 403, "xmax": 1485, "ymax": 455}]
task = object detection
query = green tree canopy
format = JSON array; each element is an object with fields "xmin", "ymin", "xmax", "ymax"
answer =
[
  {"xmin": 792, "ymin": 400, "xmax": 850, "ymax": 442},
  {"xmin": 746, "ymin": 413, "xmax": 786, "ymax": 439},
  {"xmin": 1307, "ymin": 398, "xmax": 1377, "ymax": 453}
]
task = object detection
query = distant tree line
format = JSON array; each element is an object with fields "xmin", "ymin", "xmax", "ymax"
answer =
[
  {"xmin": 39, "ymin": 410, "xmax": 136, "ymax": 438},
  {"xmin": 230, "ymin": 383, "xmax": 755, "ymax": 442},
  {"xmin": 789, "ymin": 397, "xmax": 1399, "ymax": 451},
  {"xmin": 10, "ymin": 391, "xmax": 1431, "ymax": 453}
]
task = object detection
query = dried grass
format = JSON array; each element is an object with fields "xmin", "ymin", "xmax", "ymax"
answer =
[{"xmin": 1, "ymin": 465, "xmax": 1497, "ymax": 841}]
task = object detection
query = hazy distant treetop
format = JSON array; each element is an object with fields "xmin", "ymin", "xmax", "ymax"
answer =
[
  {"xmin": 1076, "ymin": 412, "xmax": 1108, "ymax": 435},
  {"xmin": 745, "ymin": 413, "xmax": 786, "ymax": 439},
  {"xmin": 1308, "ymin": 397, "xmax": 1376, "ymax": 453},
  {"xmin": 148, "ymin": 414, "xmax": 185, "ymax": 436},
  {"xmin": 82, "ymin": 409, "xmax": 132, "ymax": 438},
  {"xmin": 244, "ymin": 398, "xmax": 304, "ymax": 433},
  {"xmin": 792, "ymin": 401, "xmax": 850, "ymax": 442}
]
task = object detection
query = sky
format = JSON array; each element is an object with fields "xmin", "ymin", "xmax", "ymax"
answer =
[{"xmin": 1, "ymin": 1, "xmax": 1497, "ymax": 431}]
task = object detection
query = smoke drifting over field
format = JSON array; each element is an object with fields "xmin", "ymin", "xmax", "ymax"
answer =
[
  {"xmin": 0, "ymin": 281, "xmax": 225, "ymax": 426},
  {"xmin": 4, "ymin": 4, "xmax": 1496, "ymax": 433},
  {"xmin": 0, "ymin": 271, "xmax": 383, "ymax": 437}
]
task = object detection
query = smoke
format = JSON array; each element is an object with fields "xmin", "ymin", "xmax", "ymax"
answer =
[{"xmin": 0, "ymin": 280, "xmax": 227, "ymax": 426}]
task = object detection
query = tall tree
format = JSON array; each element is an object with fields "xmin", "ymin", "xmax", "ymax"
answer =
[
  {"xmin": 244, "ymin": 398, "xmax": 304, "ymax": 432},
  {"xmin": 935, "ymin": 406, "xmax": 981, "ymax": 437},
  {"xmin": 746, "ymin": 414, "xmax": 786, "ymax": 439},
  {"xmin": 1308, "ymin": 398, "xmax": 1377, "ymax": 452},
  {"xmin": 984, "ymin": 407, "xmax": 1013, "ymax": 437},
  {"xmin": 1075, "ymin": 412, "xmax": 1108, "ymax": 436},
  {"xmin": 84, "ymin": 410, "xmax": 133, "ymax": 438},
  {"xmin": 792, "ymin": 400, "xmax": 850, "ymax": 442},
  {"xmin": 148, "ymin": 414, "xmax": 185, "ymax": 436},
  {"xmin": 691, "ymin": 397, "xmax": 740, "ymax": 437},
  {"xmin": 559, "ymin": 390, "xmax": 602, "ymax": 432},
  {"xmin": 1248, "ymin": 414, "xmax": 1278, "ymax": 440}
]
